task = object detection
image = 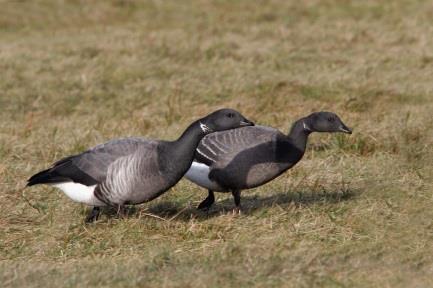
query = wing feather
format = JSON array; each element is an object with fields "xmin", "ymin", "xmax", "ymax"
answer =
[
  {"xmin": 72, "ymin": 137, "xmax": 157, "ymax": 183},
  {"xmin": 194, "ymin": 126, "xmax": 282, "ymax": 167},
  {"xmin": 27, "ymin": 137, "xmax": 157, "ymax": 187}
]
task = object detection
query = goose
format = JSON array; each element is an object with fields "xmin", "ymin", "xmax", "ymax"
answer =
[
  {"xmin": 184, "ymin": 111, "xmax": 352, "ymax": 213},
  {"xmin": 27, "ymin": 108, "xmax": 254, "ymax": 222}
]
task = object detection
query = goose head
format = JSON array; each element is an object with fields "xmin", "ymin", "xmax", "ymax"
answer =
[
  {"xmin": 199, "ymin": 108, "xmax": 254, "ymax": 133},
  {"xmin": 303, "ymin": 112, "xmax": 352, "ymax": 134}
]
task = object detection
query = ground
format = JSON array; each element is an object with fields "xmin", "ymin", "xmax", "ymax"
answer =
[{"xmin": 1, "ymin": 1, "xmax": 432, "ymax": 287}]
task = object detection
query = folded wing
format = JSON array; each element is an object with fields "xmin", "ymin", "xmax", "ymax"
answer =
[
  {"xmin": 194, "ymin": 125, "xmax": 282, "ymax": 168},
  {"xmin": 27, "ymin": 137, "xmax": 156, "ymax": 187}
]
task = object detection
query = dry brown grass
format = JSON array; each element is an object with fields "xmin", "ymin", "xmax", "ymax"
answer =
[{"xmin": 1, "ymin": 0, "xmax": 433, "ymax": 287}]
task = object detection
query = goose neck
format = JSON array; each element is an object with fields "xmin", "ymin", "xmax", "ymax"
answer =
[
  {"xmin": 287, "ymin": 117, "xmax": 311, "ymax": 152},
  {"xmin": 174, "ymin": 120, "xmax": 206, "ymax": 149},
  {"xmin": 162, "ymin": 120, "xmax": 206, "ymax": 171}
]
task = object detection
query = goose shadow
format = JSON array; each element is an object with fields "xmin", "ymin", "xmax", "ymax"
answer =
[{"xmin": 129, "ymin": 188, "xmax": 359, "ymax": 222}]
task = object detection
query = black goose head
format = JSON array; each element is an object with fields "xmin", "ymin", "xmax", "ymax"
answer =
[
  {"xmin": 200, "ymin": 108, "xmax": 254, "ymax": 133},
  {"xmin": 304, "ymin": 112, "xmax": 352, "ymax": 134}
]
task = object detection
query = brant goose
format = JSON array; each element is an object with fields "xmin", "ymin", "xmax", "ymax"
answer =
[
  {"xmin": 184, "ymin": 111, "xmax": 352, "ymax": 213},
  {"xmin": 27, "ymin": 109, "xmax": 254, "ymax": 222}
]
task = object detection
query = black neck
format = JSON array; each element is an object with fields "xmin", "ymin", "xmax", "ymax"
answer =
[
  {"xmin": 159, "ymin": 119, "xmax": 207, "ymax": 176},
  {"xmin": 172, "ymin": 120, "xmax": 206, "ymax": 156},
  {"xmin": 286, "ymin": 117, "xmax": 312, "ymax": 155}
]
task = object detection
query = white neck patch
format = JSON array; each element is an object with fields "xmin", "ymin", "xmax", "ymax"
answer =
[
  {"xmin": 200, "ymin": 122, "xmax": 212, "ymax": 133},
  {"xmin": 303, "ymin": 121, "xmax": 312, "ymax": 132}
]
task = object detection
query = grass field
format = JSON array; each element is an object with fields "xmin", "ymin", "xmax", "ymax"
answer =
[{"xmin": 1, "ymin": 1, "xmax": 433, "ymax": 287}]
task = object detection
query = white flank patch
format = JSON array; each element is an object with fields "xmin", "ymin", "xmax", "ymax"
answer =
[
  {"xmin": 184, "ymin": 162, "xmax": 224, "ymax": 191},
  {"xmin": 52, "ymin": 182, "xmax": 105, "ymax": 206}
]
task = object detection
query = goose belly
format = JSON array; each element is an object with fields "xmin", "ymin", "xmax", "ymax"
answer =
[
  {"xmin": 52, "ymin": 182, "xmax": 105, "ymax": 206},
  {"xmin": 184, "ymin": 162, "xmax": 225, "ymax": 192}
]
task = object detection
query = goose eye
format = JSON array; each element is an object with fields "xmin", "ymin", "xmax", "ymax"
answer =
[
  {"xmin": 227, "ymin": 113, "xmax": 235, "ymax": 118},
  {"xmin": 328, "ymin": 117, "xmax": 335, "ymax": 122}
]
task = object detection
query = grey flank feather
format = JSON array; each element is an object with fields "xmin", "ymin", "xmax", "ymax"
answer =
[{"xmin": 98, "ymin": 145, "xmax": 165, "ymax": 205}]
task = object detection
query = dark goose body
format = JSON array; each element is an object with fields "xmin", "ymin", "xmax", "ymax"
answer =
[
  {"xmin": 29, "ymin": 137, "xmax": 199, "ymax": 206},
  {"xmin": 185, "ymin": 125, "xmax": 306, "ymax": 192},
  {"xmin": 184, "ymin": 112, "xmax": 352, "ymax": 210},
  {"xmin": 27, "ymin": 109, "xmax": 254, "ymax": 221}
]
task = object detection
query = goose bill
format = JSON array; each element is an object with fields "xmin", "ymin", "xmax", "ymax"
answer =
[
  {"xmin": 240, "ymin": 120, "xmax": 254, "ymax": 126},
  {"xmin": 339, "ymin": 124, "xmax": 352, "ymax": 134}
]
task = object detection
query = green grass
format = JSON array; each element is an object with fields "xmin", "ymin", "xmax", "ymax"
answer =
[{"xmin": 1, "ymin": 0, "xmax": 433, "ymax": 287}]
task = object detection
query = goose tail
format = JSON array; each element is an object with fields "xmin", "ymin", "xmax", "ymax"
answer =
[{"xmin": 26, "ymin": 168, "xmax": 65, "ymax": 186}]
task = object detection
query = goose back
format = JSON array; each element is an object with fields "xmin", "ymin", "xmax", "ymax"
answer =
[
  {"xmin": 195, "ymin": 125, "xmax": 280, "ymax": 167},
  {"xmin": 72, "ymin": 137, "xmax": 157, "ymax": 184}
]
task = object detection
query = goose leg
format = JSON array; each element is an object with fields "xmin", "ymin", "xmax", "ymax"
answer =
[
  {"xmin": 232, "ymin": 190, "xmax": 242, "ymax": 215},
  {"xmin": 116, "ymin": 205, "xmax": 128, "ymax": 218},
  {"xmin": 198, "ymin": 190, "xmax": 215, "ymax": 211},
  {"xmin": 85, "ymin": 207, "xmax": 101, "ymax": 223}
]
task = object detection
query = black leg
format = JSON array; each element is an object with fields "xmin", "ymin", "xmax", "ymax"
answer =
[
  {"xmin": 198, "ymin": 190, "xmax": 215, "ymax": 211},
  {"xmin": 232, "ymin": 190, "xmax": 241, "ymax": 214},
  {"xmin": 85, "ymin": 207, "xmax": 101, "ymax": 223},
  {"xmin": 116, "ymin": 205, "xmax": 128, "ymax": 218}
]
